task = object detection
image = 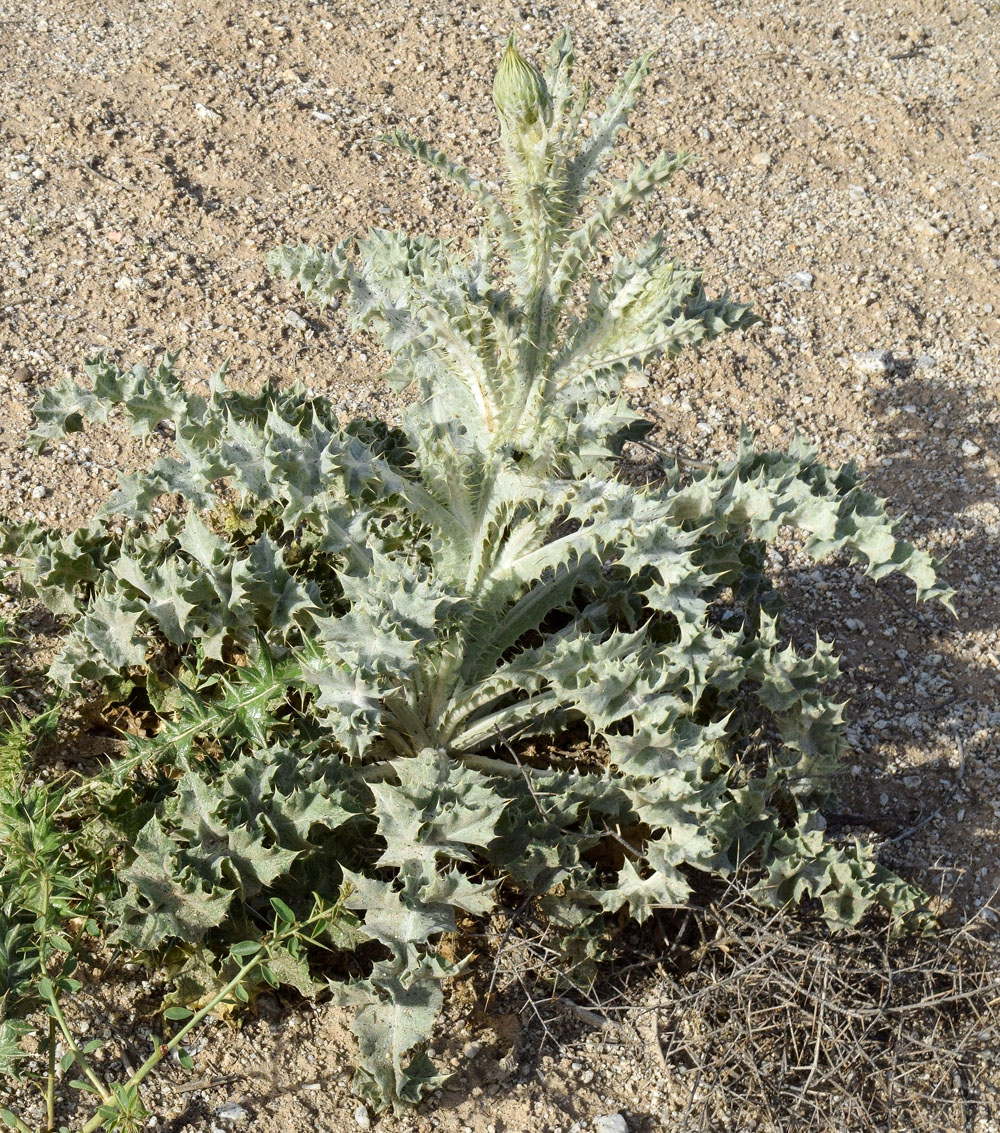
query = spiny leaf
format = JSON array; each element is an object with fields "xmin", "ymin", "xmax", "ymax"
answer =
[{"xmin": 267, "ymin": 241, "xmax": 351, "ymax": 312}]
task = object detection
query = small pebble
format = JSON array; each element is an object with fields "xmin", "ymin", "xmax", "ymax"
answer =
[
  {"xmin": 594, "ymin": 1115, "xmax": 629, "ymax": 1133},
  {"xmin": 912, "ymin": 218, "xmax": 944, "ymax": 239},
  {"xmin": 752, "ymin": 151, "xmax": 773, "ymax": 166},
  {"xmin": 284, "ymin": 309, "xmax": 308, "ymax": 330},
  {"xmin": 787, "ymin": 270, "xmax": 814, "ymax": 290},
  {"xmin": 961, "ymin": 439, "xmax": 982, "ymax": 457},
  {"xmin": 30, "ymin": 484, "xmax": 46, "ymax": 499},
  {"xmin": 214, "ymin": 1103, "xmax": 248, "ymax": 1123},
  {"xmin": 851, "ymin": 349, "xmax": 894, "ymax": 376},
  {"xmin": 915, "ymin": 353, "xmax": 937, "ymax": 369},
  {"xmin": 353, "ymin": 1104, "xmax": 371, "ymax": 1129}
]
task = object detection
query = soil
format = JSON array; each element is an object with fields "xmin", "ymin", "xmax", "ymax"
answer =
[{"xmin": 1, "ymin": 0, "xmax": 998, "ymax": 1129}]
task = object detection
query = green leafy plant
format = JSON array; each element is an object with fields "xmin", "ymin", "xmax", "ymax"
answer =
[
  {"xmin": 0, "ymin": 764, "xmax": 120, "ymax": 1133},
  {"xmin": 0, "ymin": 605, "xmax": 58, "ymax": 792},
  {"xmin": 0, "ymin": 889, "xmax": 347, "ymax": 1133},
  {"xmin": 1, "ymin": 31, "xmax": 951, "ymax": 1114}
]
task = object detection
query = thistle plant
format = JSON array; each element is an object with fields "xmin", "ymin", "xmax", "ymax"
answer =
[{"xmin": 0, "ymin": 31, "xmax": 951, "ymax": 1115}]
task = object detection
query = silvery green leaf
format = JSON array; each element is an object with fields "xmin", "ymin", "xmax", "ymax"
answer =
[
  {"xmin": 267, "ymin": 241, "xmax": 351, "ymax": 312},
  {"xmin": 4, "ymin": 520, "xmax": 110, "ymax": 618},
  {"xmin": 30, "ymin": 377, "xmax": 109, "ymax": 449},
  {"xmin": 243, "ymin": 534, "xmax": 317, "ymax": 631},
  {"xmin": 47, "ymin": 590, "xmax": 148, "ymax": 688},
  {"xmin": 302, "ymin": 664, "xmax": 385, "ymax": 762},
  {"xmin": 669, "ymin": 431, "xmax": 954, "ymax": 606},
  {"xmin": 177, "ymin": 511, "xmax": 227, "ymax": 569},
  {"xmin": 551, "ymin": 151, "xmax": 693, "ymax": 304},
  {"xmin": 101, "ymin": 458, "xmax": 222, "ymax": 518},
  {"xmin": 340, "ymin": 868, "xmax": 456, "ymax": 964},
  {"xmin": 382, "ymin": 131, "xmax": 517, "ymax": 251},
  {"xmin": 370, "ymin": 749, "xmax": 504, "ymax": 867},
  {"xmin": 350, "ymin": 959, "xmax": 449, "ymax": 1112},
  {"xmin": 563, "ymin": 52, "xmax": 652, "ymax": 203},
  {"xmin": 112, "ymin": 819, "xmax": 234, "ymax": 949},
  {"xmin": 596, "ymin": 856, "xmax": 691, "ymax": 922}
]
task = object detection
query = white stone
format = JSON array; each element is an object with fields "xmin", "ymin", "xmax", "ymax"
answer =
[
  {"xmin": 594, "ymin": 1116, "xmax": 628, "ymax": 1133},
  {"xmin": 114, "ymin": 274, "xmax": 148, "ymax": 292},
  {"xmin": 215, "ymin": 1103, "xmax": 248, "ymax": 1123},
  {"xmin": 961, "ymin": 439, "xmax": 982, "ymax": 457},
  {"xmin": 912, "ymin": 218, "xmax": 944, "ymax": 239},
  {"xmin": 851, "ymin": 349, "xmax": 894, "ymax": 376},
  {"xmin": 353, "ymin": 1104, "xmax": 372, "ymax": 1128}
]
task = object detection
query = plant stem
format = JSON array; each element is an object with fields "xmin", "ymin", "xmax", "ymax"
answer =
[
  {"xmin": 42, "ymin": 987, "xmax": 112, "ymax": 1104},
  {"xmin": 74, "ymin": 906, "xmax": 344, "ymax": 1132},
  {"xmin": 75, "ymin": 952, "xmax": 266, "ymax": 1133},
  {"xmin": 45, "ymin": 1017, "xmax": 55, "ymax": 1132},
  {"xmin": 35, "ymin": 867, "xmax": 65, "ymax": 1129},
  {"xmin": 456, "ymin": 751, "xmax": 552, "ymax": 777}
]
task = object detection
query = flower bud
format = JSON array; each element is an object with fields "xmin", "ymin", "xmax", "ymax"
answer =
[{"xmin": 493, "ymin": 35, "xmax": 551, "ymax": 132}]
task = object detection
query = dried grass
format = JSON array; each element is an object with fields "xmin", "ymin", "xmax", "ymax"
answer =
[{"xmin": 484, "ymin": 880, "xmax": 1000, "ymax": 1132}]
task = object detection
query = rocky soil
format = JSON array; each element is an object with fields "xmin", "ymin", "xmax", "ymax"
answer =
[{"xmin": 1, "ymin": 0, "xmax": 998, "ymax": 1129}]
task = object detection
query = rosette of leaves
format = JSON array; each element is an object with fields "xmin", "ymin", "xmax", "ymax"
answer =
[{"xmin": 1, "ymin": 31, "xmax": 951, "ymax": 1112}]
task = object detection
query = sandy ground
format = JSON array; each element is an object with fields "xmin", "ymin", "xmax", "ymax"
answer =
[{"xmin": 1, "ymin": 0, "xmax": 999, "ymax": 1129}]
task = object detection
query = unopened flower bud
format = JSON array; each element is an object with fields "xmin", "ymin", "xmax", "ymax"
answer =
[{"xmin": 493, "ymin": 35, "xmax": 551, "ymax": 132}]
